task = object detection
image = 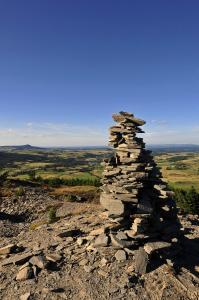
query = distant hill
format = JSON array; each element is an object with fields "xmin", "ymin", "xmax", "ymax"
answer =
[
  {"xmin": 0, "ymin": 144, "xmax": 45, "ymax": 151},
  {"xmin": 148, "ymin": 144, "xmax": 199, "ymax": 153},
  {"xmin": 0, "ymin": 144, "xmax": 199, "ymax": 153}
]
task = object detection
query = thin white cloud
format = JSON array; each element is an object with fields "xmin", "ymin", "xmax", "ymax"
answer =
[
  {"xmin": 0, "ymin": 122, "xmax": 198, "ymax": 146},
  {"xmin": 143, "ymin": 127, "xmax": 199, "ymax": 144},
  {"xmin": 0, "ymin": 122, "xmax": 106, "ymax": 146},
  {"xmin": 150, "ymin": 119, "xmax": 168, "ymax": 126}
]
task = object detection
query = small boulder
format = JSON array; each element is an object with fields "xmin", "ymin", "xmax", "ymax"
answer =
[
  {"xmin": 100, "ymin": 257, "xmax": 108, "ymax": 267},
  {"xmin": 76, "ymin": 237, "xmax": 84, "ymax": 246},
  {"xmin": 1, "ymin": 253, "xmax": 33, "ymax": 266},
  {"xmin": 144, "ymin": 241, "xmax": 171, "ymax": 254},
  {"xmin": 93, "ymin": 234, "xmax": 109, "ymax": 247},
  {"xmin": 115, "ymin": 250, "xmax": 127, "ymax": 262},
  {"xmin": 29, "ymin": 255, "xmax": 48, "ymax": 269},
  {"xmin": 115, "ymin": 231, "xmax": 128, "ymax": 240},
  {"xmin": 16, "ymin": 266, "xmax": 33, "ymax": 281},
  {"xmin": 56, "ymin": 206, "xmax": 69, "ymax": 218},
  {"xmin": 20, "ymin": 292, "xmax": 31, "ymax": 300},
  {"xmin": 134, "ymin": 247, "xmax": 149, "ymax": 275},
  {"xmin": 46, "ymin": 254, "xmax": 62, "ymax": 263},
  {"xmin": 90, "ymin": 227, "xmax": 105, "ymax": 236},
  {"xmin": 57, "ymin": 229, "xmax": 81, "ymax": 238},
  {"xmin": 83, "ymin": 265, "xmax": 94, "ymax": 273},
  {"xmin": 110, "ymin": 234, "xmax": 135, "ymax": 249}
]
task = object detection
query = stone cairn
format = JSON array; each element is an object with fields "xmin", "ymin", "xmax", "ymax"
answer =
[{"xmin": 99, "ymin": 112, "xmax": 181, "ymax": 273}]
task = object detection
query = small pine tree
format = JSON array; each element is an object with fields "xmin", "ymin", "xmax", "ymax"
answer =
[{"xmin": 48, "ymin": 207, "xmax": 57, "ymax": 223}]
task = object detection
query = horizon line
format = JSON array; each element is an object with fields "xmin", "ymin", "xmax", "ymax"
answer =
[{"xmin": 0, "ymin": 143, "xmax": 199, "ymax": 148}]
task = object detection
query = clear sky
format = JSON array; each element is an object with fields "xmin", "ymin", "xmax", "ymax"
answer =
[{"xmin": 0, "ymin": 0, "xmax": 199, "ymax": 146}]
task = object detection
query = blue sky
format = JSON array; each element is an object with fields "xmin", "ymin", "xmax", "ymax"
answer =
[{"xmin": 0, "ymin": 0, "xmax": 199, "ymax": 146}]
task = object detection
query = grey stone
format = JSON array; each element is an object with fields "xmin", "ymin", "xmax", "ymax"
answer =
[
  {"xmin": 46, "ymin": 253, "xmax": 62, "ymax": 262},
  {"xmin": 100, "ymin": 193, "xmax": 124, "ymax": 216},
  {"xmin": 29, "ymin": 255, "xmax": 48, "ymax": 269},
  {"xmin": 94, "ymin": 233, "xmax": 109, "ymax": 247},
  {"xmin": 0, "ymin": 244, "xmax": 16, "ymax": 255},
  {"xmin": 90, "ymin": 227, "xmax": 105, "ymax": 236},
  {"xmin": 1, "ymin": 253, "xmax": 33, "ymax": 266},
  {"xmin": 20, "ymin": 292, "xmax": 31, "ymax": 300},
  {"xmin": 56, "ymin": 206, "xmax": 69, "ymax": 218},
  {"xmin": 115, "ymin": 250, "xmax": 127, "ymax": 261},
  {"xmin": 16, "ymin": 266, "xmax": 33, "ymax": 281},
  {"xmin": 19, "ymin": 262, "xmax": 30, "ymax": 271},
  {"xmin": 115, "ymin": 231, "xmax": 128, "ymax": 240},
  {"xmin": 103, "ymin": 168, "xmax": 121, "ymax": 177},
  {"xmin": 114, "ymin": 194, "xmax": 138, "ymax": 203},
  {"xmin": 100, "ymin": 257, "xmax": 108, "ymax": 267},
  {"xmin": 137, "ymin": 195, "xmax": 153, "ymax": 214},
  {"xmin": 57, "ymin": 229, "xmax": 80, "ymax": 238},
  {"xmin": 144, "ymin": 241, "xmax": 171, "ymax": 254},
  {"xmin": 134, "ymin": 247, "xmax": 149, "ymax": 274},
  {"xmin": 83, "ymin": 265, "xmax": 94, "ymax": 273},
  {"xmin": 110, "ymin": 234, "xmax": 136, "ymax": 249},
  {"xmin": 76, "ymin": 237, "xmax": 85, "ymax": 245}
]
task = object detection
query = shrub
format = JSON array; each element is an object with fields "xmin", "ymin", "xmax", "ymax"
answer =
[
  {"xmin": 47, "ymin": 177, "xmax": 62, "ymax": 187},
  {"xmin": 0, "ymin": 171, "xmax": 9, "ymax": 186},
  {"xmin": 35, "ymin": 175, "xmax": 44, "ymax": 183},
  {"xmin": 173, "ymin": 186, "xmax": 199, "ymax": 214},
  {"xmin": 15, "ymin": 186, "xmax": 25, "ymax": 197},
  {"xmin": 48, "ymin": 207, "xmax": 58, "ymax": 223},
  {"xmin": 28, "ymin": 170, "xmax": 36, "ymax": 181},
  {"xmin": 66, "ymin": 194, "xmax": 79, "ymax": 202}
]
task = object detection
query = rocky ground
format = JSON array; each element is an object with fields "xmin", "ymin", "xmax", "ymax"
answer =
[{"xmin": 0, "ymin": 187, "xmax": 199, "ymax": 300}]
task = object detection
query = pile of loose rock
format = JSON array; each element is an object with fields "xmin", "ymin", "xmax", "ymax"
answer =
[{"xmin": 97, "ymin": 112, "xmax": 181, "ymax": 273}]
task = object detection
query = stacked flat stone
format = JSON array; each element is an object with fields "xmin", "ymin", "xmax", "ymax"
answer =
[{"xmin": 100, "ymin": 112, "xmax": 179, "ymax": 240}]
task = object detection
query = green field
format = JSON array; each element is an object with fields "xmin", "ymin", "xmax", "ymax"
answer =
[
  {"xmin": 0, "ymin": 149, "xmax": 110, "ymax": 183},
  {"xmin": 155, "ymin": 152, "xmax": 199, "ymax": 191},
  {"xmin": 0, "ymin": 149, "xmax": 199, "ymax": 191}
]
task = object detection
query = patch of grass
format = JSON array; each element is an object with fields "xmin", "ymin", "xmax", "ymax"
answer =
[
  {"xmin": 15, "ymin": 186, "xmax": 25, "ymax": 197},
  {"xmin": 51, "ymin": 185, "xmax": 97, "ymax": 195},
  {"xmin": 154, "ymin": 152, "xmax": 199, "ymax": 192},
  {"xmin": 29, "ymin": 220, "xmax": 47, "ymax": 230}
]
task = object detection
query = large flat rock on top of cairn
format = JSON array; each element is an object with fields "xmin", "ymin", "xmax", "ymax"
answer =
[{"xmin": 112, "ymin": 111, "xmax": 146, "ymax": 126}]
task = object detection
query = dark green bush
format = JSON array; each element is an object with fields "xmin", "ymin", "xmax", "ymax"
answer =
[
  {"xmin": 48, "ymin": 207, "xmax": 58, "ymax": 223},
  {"xmin": 67, "ymin": 194, "xmax": 78, "ymax": 202},
  {"xmin": 0, "ymin": 171, "xmax": 9, "ymax": 186},
  {"xmin": 28, "ymin": 170, "xmax": 36, "ymax": 181},
  {"xmin": 173, "ymin": 186, "xmax": 199, "ymax": 214},
  {"xmin": 35, "ymin": 175, "xmax": 43, "ymax": 183},
  {"xmin": 47, "ymin": 177, "xmax": 62, "ymax": 187}
]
